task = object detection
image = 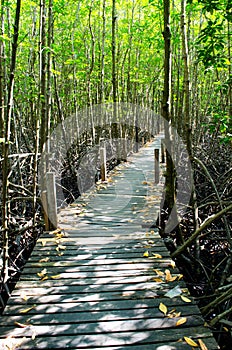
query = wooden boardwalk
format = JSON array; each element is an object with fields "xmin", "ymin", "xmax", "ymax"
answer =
[{"xmin": 0, "ymin": 135, "xmax": 219, "ymax": 349}]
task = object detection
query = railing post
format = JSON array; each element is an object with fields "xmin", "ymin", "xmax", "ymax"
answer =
[
  {"xmin": 41, "ymin": 190, "xmax": 49, "ymax": 231},
  {"xmin": 100, "ymin": 146, "xmax": 107, "ymax": 181},
  {"xmin": 154, "ymin": 148, "xmax": 160, "ymax": 184},
  {"xmin": 121, "ymin": 138, "xmax": 127, "ymax": 161},
  {"xmin": 46, "ymin": 172, "xmax": 58, "ymax": 230},
  {"xmin": 161, "ymin": 139, "xmax": 165, "ymax": 163}
]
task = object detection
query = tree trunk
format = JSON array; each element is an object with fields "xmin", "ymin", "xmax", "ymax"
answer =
[
  {"xmin": 0, "ymin": 0, "xmax": 5, "ymax": 142},
  {"xmin": 99, "ymin": 0, "xmax": 106, "ymax": 104},
  {"xmin": 2, "ymin": 0, "xmax": 21, "ymax": 283},
  {"xmin": 112, "ymin": 0, "xmax": 117, "ymax": 103},
  {"xmin": 160, "ymin": 0, "xmax": 179, "ymax": 238}
]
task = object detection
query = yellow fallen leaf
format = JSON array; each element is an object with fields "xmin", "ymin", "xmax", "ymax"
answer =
[
  {"xmin": 199, "ymin": 339, "xmax": 208, "ymax": 350},
  {"xmin": 184, "ymin": 337, "xmax": 198, "ymax": 347},
  {"xmin": 181, "ymin": 295, "xmax": 192, "ymax": 303},
  {"xmin": 56, "ymin": 245, "xmax": 66, "ymax": 252},
  {"xmin": 37, "ymin": 268, "xmax": 47, "ymax": 278},
  {"xmin": 14, "ymin": 321, "xmax": 30, "ymax": 328},
  {"xmin": 20, "ymin": 306, "xmax": 36, "ymax": 314},
  {"xmin": 41, "ymin": 276, "xmax": 49, "ymax": 281},
  {"xmin": 159, "ymin": 302, "xmax": 168, "ymax": 316},
  {"xmin": 51, "ymin": 275, "xmax": 61, "ymax": 279},
  {"xmin": 153, "ymin": 278, "xmax": 163, "ymax": 282},
  {"xmin": 176, "ymin": 317, "xmax": 187, "ymax": 326},
  {"xmin": 143, "ymin": 251, "xmax": 149, "ymax": 257},
  {"xmin": 168, "ymin": 311, "xmax": 181, "ymax": 318},
  {"xmin": 154, "ymin": 269, "xmax": 164, "ymax": 276},
  {"xmin": 165, "ymin": 269, "xmax": 177, "ymax": 282},
  {"xmin": 151, "ymin": 253, "xmax": 163, "ymax": 259}
]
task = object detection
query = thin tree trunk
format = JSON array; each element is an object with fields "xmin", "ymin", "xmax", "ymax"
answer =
[
  {"xmin": 181, "ymin": 0, "xmax": 191, "ymax": 155},
  {"xmin": 161, "ymin": 0, "xmax": 174, "ymax": 232},
  {"xmin": 0, "ymin": 0, "xmax": 5, "ymax": 142},
  {"xmin": 2, "ymin": 0, "xmax": 21, "ymax": 283},
  {"xmin": 39, "ymin": 0, "xmax": 47, "ymax": 152},
  {"xmin": 112, "ymin": 0, "xmax": 117, "ymax": 103},
  {"xmin": 99, "ymin": 0, "xmax": 106, "ymax": 104}
]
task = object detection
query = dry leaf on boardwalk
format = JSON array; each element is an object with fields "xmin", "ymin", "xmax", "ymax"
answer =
[
  {"xmin": 159, "ymin": 302, "xmax": 168, "ymax": 316},
  {"xmin": 176, "ymin": 317, "xmax": 187, "ymax": 326},
  {"xmin": 181, "ymin": 295, "xmax": 192, "ymax": 303},
  {"xmin": 199, "ymin": 339, "xmax": 208, "ymax": 350},
  {"xmin": 19, "ymin": 305, "xmax": 36, "ymax": 314},
  {"xmin": 184, "ymin": 337, "xmax": 198, "ymax": 347},
  {"xmin": 143, "ymin": 251, "xmax": 149, "ymax": 257}
]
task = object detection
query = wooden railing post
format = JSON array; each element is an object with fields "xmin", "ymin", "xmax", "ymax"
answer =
[
  {"xmin": 41, "ymin": 190, "xmax": 50, "ymax": 231},
  {"xmin": 100, "ymin": 146, "xmax": 107, "ymax": 181},
  {"xmin": 121, "ymin": 138, "xmax": 127, "ymax": 161},
  {"xmin": 46, "ymin": 172, "xmax": 58, "ymax": 230},
  {"xmin": 154, "ymin": 148, "xmax": 160, "ymax": 184},
  {"xmin": 161, "ymin": 139, "xmax": 165, "ymax": 163}
]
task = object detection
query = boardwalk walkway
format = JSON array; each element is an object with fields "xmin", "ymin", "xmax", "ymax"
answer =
[{"xmin": 0, "ymin": 135, "xmax": 219, "ymax": 349}]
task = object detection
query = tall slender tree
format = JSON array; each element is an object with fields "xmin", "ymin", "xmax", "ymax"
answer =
[{"xmin": 2, "ymin": 0, "xmax": 21, "ymax": 283}]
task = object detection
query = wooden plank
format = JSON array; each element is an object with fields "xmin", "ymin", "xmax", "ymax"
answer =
[
  {"xmin": 24, "ymin": 257, "xmax": 173, "ymax": 268},
  {"xmin": 0, "ymin": 327, "xmax": 218, "ymax": 349},
  {"xmin": 0, "ymin": 305, "xmax": 203, "ymax": 327},
  {"xmin": 3, "ymin": 296, "xmax": 198, "ymax": 316},
  {"xmin": 0, "ymin": 316, "xmax": 206, "ymax": 338},
  {"xmin": 14, "ymin": 275, "xmax": 173, "ymax": 288},
  {"xmin": 8, "ymin": 286, "xmax": 187, "ymax": 304},
  {"xmin": 11, "ymin": 281, "xmax": 185, "ymax": 296}
]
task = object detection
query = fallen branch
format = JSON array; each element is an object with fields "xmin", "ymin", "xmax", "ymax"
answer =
[{"xmin": 171, "ymin": 203, "xmax": 232, "ymax": 258}]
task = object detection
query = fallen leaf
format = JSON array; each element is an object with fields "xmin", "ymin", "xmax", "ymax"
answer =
[
  {"xmin": 181, "ymin": 295, "xmax": 192, "ymax": 303},
  {"xmin": 152, "ymin": 253, "xmax": 163, "ymax": 259},
  {"xmin": 159, "ymin": 302, "xmax": 168, "ymax": 316},
  {"xmin": 14, "ymin": 321, "xmax": 30, "ymax": 328},
  {"xmin": 153, "ymin": 278, "xmax": 163, "ymax": 282},
  {"xmin": 41, "ymin": 276, "xmax": 49, "ymax": 281},
  {"xmin": 165, "ymin": 269, "xmax": 177, "ymax": 282},
  {"xmin": 19, "ymin": 306, "xmax": 36, "ymax": 314},
  {"xmin": 37, "ymin": 268, "xmax": 47, "ymax": 278},
  {"xmin": 154, "ymin": 269, "xmax": 164, "ymax": 276},
  {"xmin": 176, "ymin": 317, "xmax": 187, "ymax": 326},
  {"xmin": 143, "ymin": 251, "xmax": 149, "ymax": 257},
  {"xmin": 184, "ymin": 337, "xmax": 198, "ymax": 347},
  {"xmin": 199, "ymin": 339, "xmax": 208, "ymax": 350},
  {"xmin": 56, "ymin": 244, "xmax": 66, "ymax": 252},
  {"xmin": 51, "ymin": 275, "xmax": 61, "ymax": 279}
]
